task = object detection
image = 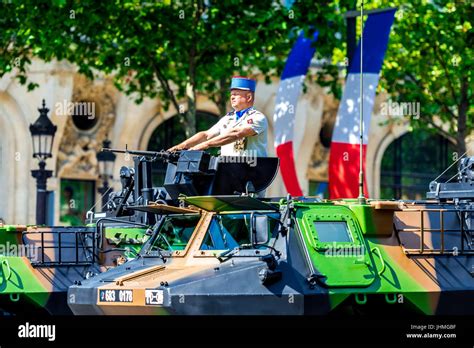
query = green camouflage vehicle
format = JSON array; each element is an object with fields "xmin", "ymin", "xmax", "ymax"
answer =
[
  {"xmin": 68, "ymin": 151, "xmax": 474, "ymax": 315},
  {"xmin": 0, "ymin": 154, "xmax": 168, "ymax": 315},
  {"xmin": 0, "ymin": 224, "xmax": 147, "ymax": 314}
]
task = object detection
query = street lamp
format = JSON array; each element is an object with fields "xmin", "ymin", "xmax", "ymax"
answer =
[
  {"xmin": 97, "ymin": 138, "xmax": 116, "ymax": 208},
  {"xmin": 30, "ymin": 99, "xmax": 57, "ymax": 225}
]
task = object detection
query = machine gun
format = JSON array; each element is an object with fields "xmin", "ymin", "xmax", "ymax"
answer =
[
  {"xmin": 97, "ymin": 147, "xmax": 178, "ymax": 223},
  {"xmin": 427, "ymin": 156, "xmax": 474, "ymax": 202},
  {"xmin": 426, "ymin": 156, "xmax": 474, "ymax": 250},
  {"xmin": 93, "ymin": 147, "xmax": 279, "ymax": 237},
  {"xmin": 100, "ymin": 148, "xmax": 279, "ymax": 214},
  {"xmin": 101, "ymin": 147, "xmax": 181, "ymax": 163}
]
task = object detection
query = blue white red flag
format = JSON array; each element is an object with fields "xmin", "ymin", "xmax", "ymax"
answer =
[
  {"xmin": 273, "ymin": 30, "xmax": 318, "ymax": 196},
  {"xmin": 329, "ymin": 9, "xmax": 396, "ymax": 199}
]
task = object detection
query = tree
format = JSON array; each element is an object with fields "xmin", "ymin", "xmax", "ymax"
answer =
[
  {"xmin": 4, "ymin": 1, "xmax": 469, "ymax": 155},
  {"xmin": 373, "ymin": 0, "xmax": 473, "ymax": 155},
  {"xmin": 0, "ymin": 0, "xmax": 343, "ymax": 138}
]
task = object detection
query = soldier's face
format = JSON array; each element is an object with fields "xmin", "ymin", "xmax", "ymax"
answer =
[{"xmin": 230, "ymin": 89, "xmax": 252, "ymax": 110}]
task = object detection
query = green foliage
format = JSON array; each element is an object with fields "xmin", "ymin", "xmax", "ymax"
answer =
[
  {"xmin": 0, "ymin": 0, "xmax": 342, "ymax": 136},
  {"xmin": 372, "ymin": 0, "xmax": 473, "ymax": 154},
  {"xmin": 0, "ymin": 0, "xmax": 470, "ymax": 149}
]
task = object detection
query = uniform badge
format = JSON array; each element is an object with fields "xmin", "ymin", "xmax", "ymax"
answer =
[
  {"xmin": 224, "ymin": 118, "xmax": 232, "ymax": 129},
  {"xmin": 233, "ymin": 137, "xmax": 246, "ymax": 152}
]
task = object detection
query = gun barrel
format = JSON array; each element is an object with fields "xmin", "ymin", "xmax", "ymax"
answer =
[
  {"xmin": 101, "ymin": 148, "xmax": 179, "ymax": 161},
  {"xmin": 102, "ymin": 148, "xmax": 159, "ymax": 155},
  {"xmin": 101, "ymin": 148, "xmax": 127, "ymax": 153}
]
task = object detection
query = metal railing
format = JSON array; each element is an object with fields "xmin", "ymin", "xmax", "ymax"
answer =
[
  {"xmin": 396, "ymin": 208, "xmax": 474, "ymax": 255},
  {"xmin": 22, "ymin": 228, "xmax": 96, "ymax": 267}
]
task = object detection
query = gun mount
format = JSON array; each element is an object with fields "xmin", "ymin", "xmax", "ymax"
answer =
[
  {"xmin": 98, "ymin": 148, "xmax": 279, "ymax": 222},
  {"xmin": 427, "ymin": 156, "xmax": 474, "ymax": 202},
  {"xmin": 162, "ymin": 150, "xmax": 279, "ymax": 199}
]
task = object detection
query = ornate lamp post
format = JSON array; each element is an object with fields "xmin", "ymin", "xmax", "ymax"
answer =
[
  {"xmin": 30, "ymin": 99, "xmax": 57, "ymax": 225},
  {"xmin": 97, "ymin": 138, "xmax": 116, "ymax": 208}
]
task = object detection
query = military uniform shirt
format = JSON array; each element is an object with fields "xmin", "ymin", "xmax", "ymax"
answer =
[{"xmin": 207, "ymin": 107, "xmax": 268, "ymax": 157}]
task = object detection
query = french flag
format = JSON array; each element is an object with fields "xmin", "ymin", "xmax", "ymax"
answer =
[
  {"xmin": 329, "ymin": 9, "xmax": 396, "ymax": 199},
  {"xmin": 274, "ymin": 31, "xmax": 318, "ymax": 196}
]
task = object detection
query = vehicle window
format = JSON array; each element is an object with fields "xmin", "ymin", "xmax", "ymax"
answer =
[
  {"xmin": 200, "ymin": 213, "xmax": 278, "ymax": 250},
  {"xmin": 313, "ymin": 221, "xmax": 352, "ymax": 243},
  {"xmin": 148, "ymin": 215, "xmax": 200, "ymax": 253}
]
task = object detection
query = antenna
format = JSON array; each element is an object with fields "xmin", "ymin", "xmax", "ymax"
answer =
[{"xmin": 358, "ymin": 0, "xmax": 366, "ymax": 205}]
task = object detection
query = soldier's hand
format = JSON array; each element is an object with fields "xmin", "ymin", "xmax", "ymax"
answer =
[{"xmin": 167, "ymin": 145, "xmax": 185, "ymax": 152}]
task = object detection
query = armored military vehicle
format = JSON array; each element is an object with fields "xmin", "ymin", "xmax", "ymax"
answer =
[
  {"xmin": 68, "ymin": 150, "xmax": 474, "ymax": 315},
  {"xmin": 0, "ymin": 148, "xmax": 281, "ymax": 315},
  {"xmin": 0, "ymin": 150, "xmax": 175, "ymax": 315}
]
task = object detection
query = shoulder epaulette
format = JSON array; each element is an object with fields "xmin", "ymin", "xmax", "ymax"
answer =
[{"xmin": 247, "ymin": 108, "xmax": 263, "ymax": 116}]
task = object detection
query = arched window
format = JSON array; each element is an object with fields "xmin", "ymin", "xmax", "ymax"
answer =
[
  {"xmin": 147, "ymin": 111, "xmax": 219, "ymax": 186},
  {"xmin": 380, "ymin": 130, "xmax": 457, "ymax": 200}
]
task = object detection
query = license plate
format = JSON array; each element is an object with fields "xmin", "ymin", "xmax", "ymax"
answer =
[{"xmin": 99, "ymin": 289, "xmax": 133, "ymax": 303}]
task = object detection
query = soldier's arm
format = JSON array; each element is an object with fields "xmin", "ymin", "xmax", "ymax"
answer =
[
  {"xmin": 168, "ymin": 117, "xmax": 225, "ymax": 152},
  {"xmin": 190, "ymin": 127, "xmax": 256, "ymax": 150},
  {"xmin": 168, "ymin": 128, "xmax": 222, "ymax": 151},
  {"xmin": 168, "ymin": 131, "xmax": 209, "ymax": 152}
]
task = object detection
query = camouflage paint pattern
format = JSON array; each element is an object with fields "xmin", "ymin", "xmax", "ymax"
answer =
[
  {"xmin": 67, "ymin": 196, "xmax": 474, "ymax": 315},
  {"xmin": 0, "ymin": 223, "xmax": 148, "ymax": 314}
]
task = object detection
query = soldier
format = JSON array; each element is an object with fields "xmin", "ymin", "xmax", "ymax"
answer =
[{"xmin": 168, "ymin": 76, "xmax": 268, "ymax": 157}]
